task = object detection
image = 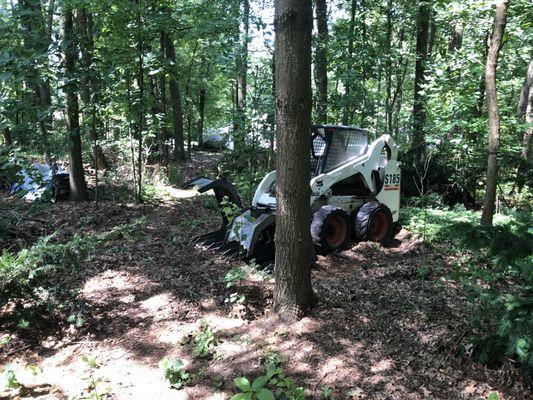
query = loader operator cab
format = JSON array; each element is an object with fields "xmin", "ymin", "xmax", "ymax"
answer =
[
  {"xmin": 310, "ymin": 125, "xmax": 391, "ymax": 197},
  {"xmin": 310, "ymin": 125, "xmax": 369, "ymax": 177}
]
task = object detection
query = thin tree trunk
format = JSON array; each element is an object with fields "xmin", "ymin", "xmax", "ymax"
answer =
[
  {"xmin": 78, "ymin": 7, "xmax": 108, "ymax": 171},
  {"xmin": 342, "ymin": 0, "xmax": 356, "ymax": 125},
  {"xmin": 517, "ymin": 60, "xmax": 533, "ymax": 120},
  {"xmin": 411, "ymin": 0, "xmax": 432, "ymax": 160},
  {"xmin": 159, "ymin": 32, "xmax": 169, "ymax": 166},
  {"xmin": 314, "ymin": 0, "xmax": 328, "ymax": 123},
  {"xmin": 136, "ymin": 4, "xmax": 145, "ymax": 203},
  {"xmin": 481, "ymin": 0, "xmax": 508, "ymax": 226},
  {"xmin": 522, "ymin": 79, "xmax": 533, "ymax": 164},
  {"xmin": 126, "ymin": 76, "xmax": 137, "ymax": 197},
  {"xmin": 19, "ymin": 0, "xmax": 53, "ymax": 164},
  {"xmin": 449, "ymin": 20, "xmax": 463, "ymax": 53},
  {"xmin": 273, "ymin": 0, "xmax": 316, "ymax": 321},
  {"xmin": 360, "ymin": 0, "xmax": 367, "ymax": 126},
  {"xmin": 385, "ymin": 0, "xmax": 393, "ymax": 133},
  {"xmin": 149, "ymin": 77, "xmax": 164, "ymax": 163},
  {"xmin": 63, "ymin": 5, "xmax": 87, "ymax": 201},
  {"xmin": 162, "ymin": 31, "xmax": 185, "ymax": 161},
  {"xmin": 476, "ymin": 33, "xmax": 490, "ymax": 118},
  {"xmin": 447, "ymin": 19, "xmax": 463, "ymax": 138},
  {"xmin": 234, "ymin": 0, "xmax": 249, "ymax": 154},
  {"xmin": 198, "ymin": 86, "xmax": 206, "ymax": 149},
  {"xmin": 516, "ymin": 60, "xmax": 533, "ymax": 192},
  {"xmin": 3, "ymin": 128, "xmax": 13, "ymax": 147}
]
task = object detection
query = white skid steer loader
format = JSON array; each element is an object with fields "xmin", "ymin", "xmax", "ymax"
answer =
[{"xmin": 183, "ymin": 125, "xmax": 401, "ymax": 268}]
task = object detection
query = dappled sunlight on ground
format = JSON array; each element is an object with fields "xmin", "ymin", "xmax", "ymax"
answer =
[{"xmin": 1, "ymin": 154, "xmax": 528, "ymax": 399}]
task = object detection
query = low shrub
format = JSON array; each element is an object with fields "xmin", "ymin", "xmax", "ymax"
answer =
[{"xmin": 402, "ymin": 207, "xmax": 532, "ymax": 382}]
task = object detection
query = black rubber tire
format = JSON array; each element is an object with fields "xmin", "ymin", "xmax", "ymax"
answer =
[
  {"xmin": 311, "ymin": 205, "xmax": 351, "ymax": 254},
  {"xmin": 354, "ymin": 201, "xmax": 393, "ymax": 244}
]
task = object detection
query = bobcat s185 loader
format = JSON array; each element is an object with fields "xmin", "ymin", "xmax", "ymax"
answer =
[{"xmin": 182, "ymin": 125, "xmax": 401, "ymax": 268}]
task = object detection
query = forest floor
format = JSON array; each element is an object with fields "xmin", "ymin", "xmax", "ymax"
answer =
[{"xmin": 0, "ymin": 151, "xmax": 529, "ymax": 400}]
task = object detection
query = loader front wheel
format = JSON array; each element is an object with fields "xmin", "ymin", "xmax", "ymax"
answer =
[
  {"xmin": 355, "ymin": 202, "xmax": 393, "ymax": 244},
  {"xmin": 311, "ymin": 206, "xmax": 350, "ymax": 254}
]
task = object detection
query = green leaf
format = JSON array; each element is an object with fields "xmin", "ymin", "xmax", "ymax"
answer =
[
  {"xmin": 234, "ymin": 376, "xmax": 251, "ymax": 391},
  {"xmin": 252, "ymin": 375, "xmax": 269, "ymax": 390},
  {"xmin": 230, "ymin": 394, "xmax": 251, "ymax": 400},
  {"xmin": 487, "ymin": 393, "xmax": 500, "ymax": 400},
  {"xmin": 256, "ymin": 388, "xmax": 274, "ymax": 400}
]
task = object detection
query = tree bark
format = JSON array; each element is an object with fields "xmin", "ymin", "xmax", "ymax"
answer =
[
  {"xmin": 159, "ymin": 32, "xmax": 169, "ymax": 166},
  {"xmin": 198, "ymin": 86, "xmax": 206, "ymax": 149},
  {"xmin": 163, "ymin": 32, "xmax": 186, "ymax": 161},
  {"xmin": 385, "ymin": 0, "xmax": 393, "ymax": 133},
  {"xmin": 63, "ymin": 5, "xmax": 87, "ymax": 201},
  {"xmin": 447, "ymin": 19, "xmax": 463, "ymax": 138},
  {"xmin": 476, "ymin": 33, "xmax": 490, "ymax": 118},
  {"xmin": 342, "ymin": 0, "xmax": 356, "ymax": 125},
  {"xmin": 516, "ymin": 60, "xmax": 533, "ymax": 192},
  {"xmin": 481, "ymin": 0, "xmax": 507, "ymax": 226},
  {"xmin": 411, "ymin": 0, "xmax": 432, "ymax": 160},
  {"xmin": 314, "ymin": 0, "xmax": 328, "ymax": 123},
  {"xmin": 448, "ymin": 20, "xmax": 463, "ymax": 53},
  {"xmin": 77, "ymin": 7, "xmax": 108, "ymax": 171},
  {"xmin": 359, "ymin": 0, "xmax": 367, "ymax": 125},
  {"xmin": 517, "ymin": 60, "xmax": 533, "ymax": 119},
  {"xmin": 19, "ymin": 0, "xmax": 53, "ymax": 164},
  {"xmin": 522, "ymin": 76, "xmax": 533, "ymax": 164},
  {"xmin": 136, "ymin": 2, "xmax": 145, "ymax": 202},
  {"xmin": 234, "ymin": 0, "xmax": 249, "ymax": 154},
  {"xmin": 273, "ymin": 0, "xmax": 316, "ymax": 321},
  {"xmin": 3, "ymin": 128, "xmax": 13, "ymax": 147}
]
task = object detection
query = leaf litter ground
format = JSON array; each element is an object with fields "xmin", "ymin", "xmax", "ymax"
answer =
[{"xmin": 0, "ymin": 152, "xmax": 529, "ymax": 399}]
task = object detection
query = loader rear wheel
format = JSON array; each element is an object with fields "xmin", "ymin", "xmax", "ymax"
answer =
[
  {"xmin": 355, "ymin": 202, "xmax": 393, "ymax": 244},
  {"xmin": 311, "ymin": 206, "xmax": 350, "ymax": 254}
]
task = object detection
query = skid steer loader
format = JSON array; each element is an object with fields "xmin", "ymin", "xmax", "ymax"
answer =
[{"xmin": 182, "ymin": 125, "xmax": 401, "ymax": 267}]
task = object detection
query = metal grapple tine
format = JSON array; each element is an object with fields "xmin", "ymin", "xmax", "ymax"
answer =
[{"xmin": 222, "ymin": 246, "xmax": 240, "ymax": 257}]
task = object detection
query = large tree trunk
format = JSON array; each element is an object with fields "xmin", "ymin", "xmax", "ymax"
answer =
[
  {"xmin": 162, "ymin": 32, "xmax": 186, "ymax": 161},
  {"xmin": 342, "ymin": 0, "xmax": 356, "ymax": 125},
  {"xmin": 273, "ymin": 0, "xmax": 316, "ymax": 321},
  {"xmin": 234, "ymin": 0, "xmax": 249, "ymax": 154},
  {"xmin": 411, "ymin": 0, "xmax": 432, "ymax": 160},
  {"xmin": 63, "ymin": 5, "xmax": 87, "ymax": 201},
  {"xmin": 314, "ymin": 0, "xmax": 328, "ymax": 123},
  {"xmin": 481, "ymin": 0, "xmax": 507, "ymax": 226}
]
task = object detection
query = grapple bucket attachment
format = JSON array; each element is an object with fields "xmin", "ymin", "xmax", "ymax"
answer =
[
  {"xmin": 182, "ymin": 176, "xmax": 243, "ymax": 234},
  {"xmin": 181, "ymin": 176, "xmax": 276, "ymax": 268}
]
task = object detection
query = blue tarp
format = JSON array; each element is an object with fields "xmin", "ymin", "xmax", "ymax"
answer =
[{"xmin": 10, "ymin": 163, "xmax": 67, "ymax": 201}]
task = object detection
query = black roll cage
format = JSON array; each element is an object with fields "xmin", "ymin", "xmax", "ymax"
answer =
[{"xmin": 310, "ymin": 124, "xmax": 369, "ymax": 177}]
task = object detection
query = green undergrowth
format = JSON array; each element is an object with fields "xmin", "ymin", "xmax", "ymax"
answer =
[
  {"xmin": 0, "ymin": 218, "xmax": 147, "ymax": 327},
  {"xmin": 401, "ymin": 207, "xmax": 532, "ymax": 383}
]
